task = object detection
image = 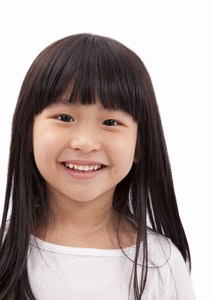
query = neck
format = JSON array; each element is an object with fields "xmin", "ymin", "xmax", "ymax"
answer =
[
  {"xmin": 36, "ymin": 191, "xmax": 123, "ymax": 248},
  {"xmin": 35, "ymin": 187, "xmax": 137, "ymax": 249},
  {"xmin": 52, "ymin": 200, "xmax": 118, "ymax": 235},
  {"xmin": 52, "ymin": 188, "xmax": 116, "ymax": 229}
]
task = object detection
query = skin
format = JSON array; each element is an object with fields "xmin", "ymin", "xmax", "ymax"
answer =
[{"xmin": 33, "ymin": 100, "xmax": 138, "ymax": 249}]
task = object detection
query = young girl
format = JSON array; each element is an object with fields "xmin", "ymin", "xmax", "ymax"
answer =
[{"xmin": 0, "ymin": 33, "xmax": 196, "ymax": 299}]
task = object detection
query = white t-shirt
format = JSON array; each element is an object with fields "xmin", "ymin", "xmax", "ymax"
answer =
[{"xmin": 28, "ymin": 229, "xmax": 196, "ymax": 300}]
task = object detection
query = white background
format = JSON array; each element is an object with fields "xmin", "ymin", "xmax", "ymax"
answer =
[{"xmin": 0, "ymin": 1, "xmax": 211, "ymax": 299}]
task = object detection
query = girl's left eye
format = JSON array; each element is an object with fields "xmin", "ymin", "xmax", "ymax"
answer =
[
  {"xmin": 57, "ymin": 115, "xmax": 74, "ymax": 122},
  {"xmin": 102, "ymin": 119, "xmax": 120, "ymax": 126}
]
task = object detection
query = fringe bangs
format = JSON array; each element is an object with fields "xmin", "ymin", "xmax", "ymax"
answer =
[{"xmin": 29, "ymin": 34, "xmax": 145, "ymax": 121}]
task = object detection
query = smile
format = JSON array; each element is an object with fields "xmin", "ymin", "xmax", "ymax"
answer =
[{"xmin": 64, "ymin": 162, "xmax": 102, "ymax": 172}]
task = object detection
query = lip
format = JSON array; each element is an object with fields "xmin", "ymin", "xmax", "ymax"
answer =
[{"xmin": 61, "ymin": 161, "xmax": 106, "ymax": 180}]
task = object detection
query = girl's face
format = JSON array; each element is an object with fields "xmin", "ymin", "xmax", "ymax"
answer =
[{"xmin": 33, "ymin": 100, "xmax": 138, "ymax": 206}]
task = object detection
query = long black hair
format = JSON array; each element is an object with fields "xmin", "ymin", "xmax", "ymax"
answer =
[{"xmin": 0, "ymin": 33, "xmax": 191, "ymax": 299}]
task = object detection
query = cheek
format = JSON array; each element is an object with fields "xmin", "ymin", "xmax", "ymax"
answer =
[
  {"xmin": 111, "ymin": 135, "xmax": 137, "ymax": 172},
  {"xmin": 33, "ymin": 128, "xmax": 62, "ymax": 169}
]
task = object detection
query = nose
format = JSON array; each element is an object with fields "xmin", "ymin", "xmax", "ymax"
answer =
[{"xmin": 69, "ymin": 128, "xmax": 102, "ymax": 153}]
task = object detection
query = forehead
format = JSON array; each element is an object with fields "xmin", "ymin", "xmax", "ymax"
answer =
[
  {"xmin": 46, "ymin": 98, "xmax": 131, "ymax": 116},
  {"xmin": 52, "ymin": 86, "xmax": 133, "ymax": 114}
]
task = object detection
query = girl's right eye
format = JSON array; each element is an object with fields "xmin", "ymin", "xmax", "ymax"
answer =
[{"xmin": 57, "ymin": 114, "xmax": 74, "ymax": 122}]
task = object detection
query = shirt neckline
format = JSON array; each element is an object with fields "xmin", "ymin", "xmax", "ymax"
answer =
[
  {"xmin": 30, "ymin": 228, "xmax": 157, "ymax": 257},
  {"xmin": 30, "ymin": 235, "xmax": 138, "ymax": 257}
]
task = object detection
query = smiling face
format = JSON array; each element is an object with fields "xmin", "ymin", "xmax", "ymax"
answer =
[{"xmin": 33, "ymin": 101, "xmax": 138, "ymax": 208}]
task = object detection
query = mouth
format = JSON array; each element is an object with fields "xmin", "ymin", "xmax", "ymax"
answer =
[{"xmin": 62, "ymin": 162, "xmax": 105, "ymax": 173}]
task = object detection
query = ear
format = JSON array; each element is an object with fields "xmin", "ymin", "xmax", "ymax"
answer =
[
  {"xmin": 133, "ymin": 154, "xmax": 139, "ymax": 164},
  {"xmin": 27, "ymin": 138, "xmax": 33, "ymax": 153},
  {"xmin": 133, "ymin": 139, "xmax": 140, "ymax": 164}
]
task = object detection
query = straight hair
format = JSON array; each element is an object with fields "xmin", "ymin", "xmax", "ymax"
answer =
[{"xmin": 0, "ymin": 33, "xmax": 191, "ymax": 299}]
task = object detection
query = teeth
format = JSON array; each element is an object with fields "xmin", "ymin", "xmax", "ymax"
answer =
[{"xmin": 65, "ymin": 163, "xmax": 102, "ymax": 171}]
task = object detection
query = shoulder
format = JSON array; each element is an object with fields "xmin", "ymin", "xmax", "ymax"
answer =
[
  {"xmin": 146, "ymin": 229, "xmax": 196, "ymax": 299},
  {"xmin": 147, "ymin": 228, "xmax": 183, "ymax": 267},
  {"xmin": 146, "ymin": 228, "xmax": 189, "ymax": 275}
]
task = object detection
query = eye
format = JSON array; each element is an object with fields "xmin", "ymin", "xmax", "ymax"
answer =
[
  {"xmin": 57, "ymin": 114, "xmax": 74, "ymax": 122},
  {"xmin": 102, "ymin": 119, "xmax": 120, "ymax": 126}
]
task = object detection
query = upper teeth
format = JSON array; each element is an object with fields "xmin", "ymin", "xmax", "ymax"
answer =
[{"xmin": 65, "ymin": 163, "xmax": 102, "ymax": 171}]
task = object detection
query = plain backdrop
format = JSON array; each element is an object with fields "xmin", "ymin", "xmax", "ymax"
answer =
[{"xmin": 0, "ymin": 1, "xmax": 211, "ymax": 299}]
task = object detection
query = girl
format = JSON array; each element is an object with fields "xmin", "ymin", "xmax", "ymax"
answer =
[{"xmin": 0, "ymin": 33, "xmax": 196, "ymax": 299}]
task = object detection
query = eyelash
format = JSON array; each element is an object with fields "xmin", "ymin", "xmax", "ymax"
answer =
[
  {"xmin": 57, "ymin": 115, "xmax": 74, "ymax": 122},
  {"xmin": 56, "ymin": 115, "xmax": 121, "ymax": 126},
  {"xmin": 102, "ymin": 119, "xmax": 120, "ymax": 126}
]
